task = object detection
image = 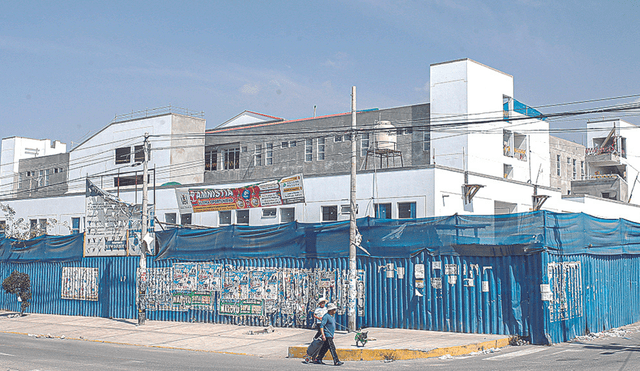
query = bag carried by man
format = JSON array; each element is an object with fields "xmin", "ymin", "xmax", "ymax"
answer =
[{"xmin": 304, "ymin": 337, "xmax": 324, "ymax": 363}]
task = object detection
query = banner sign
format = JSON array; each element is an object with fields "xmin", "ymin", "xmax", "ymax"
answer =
[{"xmin": 176, "ymin": 174, "xmax": 305, "ymax": 213}]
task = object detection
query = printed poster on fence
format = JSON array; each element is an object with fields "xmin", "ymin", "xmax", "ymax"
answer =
[{"xmin": 175, "ymin": 174, "xmax": 305, "ymax": 213}]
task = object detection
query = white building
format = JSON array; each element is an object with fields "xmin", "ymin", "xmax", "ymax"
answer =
[{"xmin": 2, "ymin": 59, "xmax": 640, "ymax": 236}]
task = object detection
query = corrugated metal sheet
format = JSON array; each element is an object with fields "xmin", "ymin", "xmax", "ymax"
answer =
[
  {"xmin": 543, "ymin": 252, "xmax": 640, "ymax": 343},
  {"xmin": 4, "ymin": 245, "xmax": 640, "ymax": 345}
]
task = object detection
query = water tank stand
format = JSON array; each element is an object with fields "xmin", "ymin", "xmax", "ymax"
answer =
[{"xmin": 363, "ymin": 148, "xmax": 403, "ymax": 170}]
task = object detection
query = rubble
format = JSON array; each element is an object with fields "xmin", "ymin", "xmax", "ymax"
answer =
[{"xmin": 573, "ymin": 328, "xmax": 628, "ymax": 342}]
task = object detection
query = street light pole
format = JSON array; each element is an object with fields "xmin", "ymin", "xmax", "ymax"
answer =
[
  {"xmin": 138, "ymin": 132, "xmax": 149, "ymax": 325},
  {"xmin": 348, "ymin": 86, "xmax": 357, "ymax": 332}
]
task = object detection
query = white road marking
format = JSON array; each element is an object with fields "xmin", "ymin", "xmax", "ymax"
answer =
[
  {"xmin": 484, "ymin": 347, "xmax": 546, "ymax": 361},
  {"xmin": 0, "ymin": 352, "xmax": 15, "ymax": 357},
  {"xmin": 551, "ymin": 348, "xmax": 581, "ymax": 355}
]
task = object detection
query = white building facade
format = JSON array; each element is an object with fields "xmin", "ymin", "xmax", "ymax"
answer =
[{"xmin": 2, "ymin": 59, "xmax": 640, "ymax": 236}]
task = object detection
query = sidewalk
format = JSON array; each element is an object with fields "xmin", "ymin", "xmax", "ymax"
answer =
[{"xmin": 0, "ymin": 310, "xmax": 510, "ymax": 361}]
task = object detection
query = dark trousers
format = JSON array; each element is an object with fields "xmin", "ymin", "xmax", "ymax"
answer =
[{"xmin": 317, "ymin": 336, "xmax": 339, "ymax": 364}]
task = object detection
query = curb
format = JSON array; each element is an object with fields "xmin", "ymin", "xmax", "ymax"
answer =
[{"xmin": 287, "ymin": 337, "xmax": 511, "ymax": 361}]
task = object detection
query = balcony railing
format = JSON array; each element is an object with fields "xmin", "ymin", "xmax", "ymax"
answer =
[{"xmin": 586, "ymin": 145, "xmax": 624, "ymax": 157}]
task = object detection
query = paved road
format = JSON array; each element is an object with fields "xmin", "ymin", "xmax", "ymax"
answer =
[{"xmin": 1, "ymin": 331, "xmax": 640, "ymax": 370}]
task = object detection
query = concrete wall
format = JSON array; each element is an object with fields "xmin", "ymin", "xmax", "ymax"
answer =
[
  {"xmin": 17, "ymin": 153, "xmax": 69, "ymax": 198},
  {"xmin": 549, "ymin": 136, "xmax": 585, "ymax": 195},
  {"xmin": 0, "ymin": 137, "xmax": 66, "ymax": 198},
  {"xmin": 204, "ymin": 104, "xmax": 430, "ymax": 185},
  {"xmin": 170, "ymin": 114, "xmax": 206, "ymax": 185}
]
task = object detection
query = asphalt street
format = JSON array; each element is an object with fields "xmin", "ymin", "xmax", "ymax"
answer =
[{"xmin": 1, "ymin": 330, "xmax": 640, "ymax": 370}]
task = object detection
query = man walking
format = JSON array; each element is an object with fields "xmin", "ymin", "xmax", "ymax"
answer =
[{"xmin": 314, "ymin": 303, "xmax": 344, "ymax": 366}]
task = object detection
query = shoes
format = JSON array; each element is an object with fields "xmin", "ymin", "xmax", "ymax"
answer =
[
  {"xmin": 313, "ymin": 360, "xmax": 326, "ymax": 365},
  {"xmin": 334, "ymin": 361, "xmax": 344, "ymax": 366}
]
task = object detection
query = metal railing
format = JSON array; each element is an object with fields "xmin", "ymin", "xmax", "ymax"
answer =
[
  {"xmin": 585, "ymin": 145, "xmax": 624, "ymax": 157},
  {"xmin": 112, "ymin": 105, "xmax": 205, "ymax": 123}
]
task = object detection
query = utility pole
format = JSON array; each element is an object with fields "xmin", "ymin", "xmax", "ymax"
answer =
[
  {"xmin": 138, "ymin": 132, "xmax": 149, "ymax": 325},
  {"xmin": 348, "ymin": 86, "xmax": 357, "ymax": 332}
]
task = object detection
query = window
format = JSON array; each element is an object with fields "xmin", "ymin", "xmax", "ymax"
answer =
[
  {"xmin": 334, "ymin": 135, "xmax": 343, "ymax": 142},
  {"xmin": 281, "ymin": 141, "xmax": 289, "ymax": 148},
  {"xmin": 572, "ymin": 159, "xmax": 577, "ymax": 179},
  {"xmin": 281, "ymin": 208, "xmax": 295, "ymax": 223},
  {"xmin": 236, "ymin": 210, "xmax": 249, "ymax": 225},
  {"xmin": 38, "ymin": 219, "xmax": 47, "ymax": 234},
  {"xmin": 181, "ymin": 213, "xmax": 192, "ymax": 225},
  {"xmin": 223, "ymin": 148, "xmax": 240, "ymax": 169},
  {"xmin": 360, "ymin": 133, "xmax": 370, "ymax": 156},
  {"xmin": 262, "ymin": 208, "xmax": 277, "ymax": 218},
  {"xmin": 504, "ymin": 164, "xmax": 513, "ymax": 179},
  {"xmin": 0, "ymin": 220, "xmax": 5, "ymax": 232},
  {"xmin": 71, "ymin": 217, "xmax": 80, "ymax": 234},
  {"xmin": 44, "ymin": 169, "xmax": 50, "ymax": 186},
  {"xmin": 397, "ymin": 127, "xmax": 413, "ymax": 135},
  {"xmin": 266, "ymin": 143, "xmax": 273, "ymax": 165},
  {"xmin": 398, "ymin": 202, "xmax": 416, "ymax": 219},
  {"xmin": 254, "ymin": 144, "xmax": 262, "ymax": 166},
  {"xmin": 219, "ymin": 211, "xmax": 231, "ymax": 225},
  {"xmin": 556, "ymin": 155, "xmax": 561, "ymax": 176},
  {"xmin": 165, "ymin": 213, "xmax": 176, "ymax": 225},
  {"xmin": 423, "ymin": 132, "xmax": 429, "ymax": 152},
  {"xmin": 341, "ymin": 205, "xmax": 350, "ymax": 215},
  {"xmin": 581, "ymin": 161, "xmax": 585, "ymax": 179},
  {"xmin": 289, "ymin": 140, "xmax": 296, "ymax": 147},
  {"xmin": 29, "ymin": 219, "xmax": 37, "ymax": 234},
  {"xmin": 205, "ymin": 148, "xmax": 218, "ymax": 171},
  {"xmin": 317, "ymin": 138, "xmax": 325, "ymax": 161},
  {"xmin": 305, "ymin": 139, "xmax": 313, "ymax": 162},
  {"xmin": 134, "ymin": 145, "xmax": 145, "ymax": 163},
  {"xmin": 375, "ymin": 203, "xmax": 391, "ymax": 219},
  {"xmin": 115, "ymin": 147, "xmax": 131, "ymax": 164},
  {"xmin": 114, "ymin": 175, "xmax": 147, "ymax": 187},
  {"xmin": 322, "ymin": 206, "xmax": 338, "ymax": 221},
  {"xmin": 38, "ymin": 170, "xmax": 44, "ymax": 187}
]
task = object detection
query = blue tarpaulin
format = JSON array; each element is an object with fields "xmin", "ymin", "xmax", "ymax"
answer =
[
  {"xmin": 154, "ymin": 211, "xmax": 640, "ymax": 261},
  {"xmin": 0, "ymin": 233, "xmax": 84, "ymax": 263}
]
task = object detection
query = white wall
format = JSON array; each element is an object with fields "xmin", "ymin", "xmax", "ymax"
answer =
[
  {"xmin": 4, "ymin": 166, "xmax": 640, "ymax": 234},
  {"xmin": 429, "ymin": 59, "xmax": 549, "ymax": 186},
  {"xmin": 67, "ymin": 114, "xmax": 204, "ymax": 194}
]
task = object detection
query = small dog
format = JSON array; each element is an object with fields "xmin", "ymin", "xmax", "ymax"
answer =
[{"xmin": 355, "ymin": 331, "xmax": 368, "ymax": 347}]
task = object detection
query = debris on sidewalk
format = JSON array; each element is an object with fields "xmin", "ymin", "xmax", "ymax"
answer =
[
  {"xmin": 439, "ymin": 354, "xmax": 453, "ymax": 360},
  {"xmin": 573, "ymin": 328, "xmax": 627, "ymax": 342},
  {"xmin": 509, "ymin": 336, "xmax": 530, "ymax": 346},
  {"xmin": 470, "ymin": 347, "xmax": 501, "ymax": 355}
]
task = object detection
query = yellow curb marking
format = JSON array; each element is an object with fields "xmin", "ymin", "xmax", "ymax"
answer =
[{"xmin": 288, "ymin": 337, "xmax": 512, "ymax": 361}]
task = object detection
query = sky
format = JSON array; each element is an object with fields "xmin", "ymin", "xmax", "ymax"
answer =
[{"xmin": 1, "ymin": 0, "xmax": 639, "ymax": 147}]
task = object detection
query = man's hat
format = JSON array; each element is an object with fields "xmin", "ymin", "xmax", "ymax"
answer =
[
  {"xmin": 326, "ymin": 303, "xmax": 337, "ymax": 311},
  {"xmin": 318, "ymin": 297, "xmax": 328, "ymax": 304}
]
